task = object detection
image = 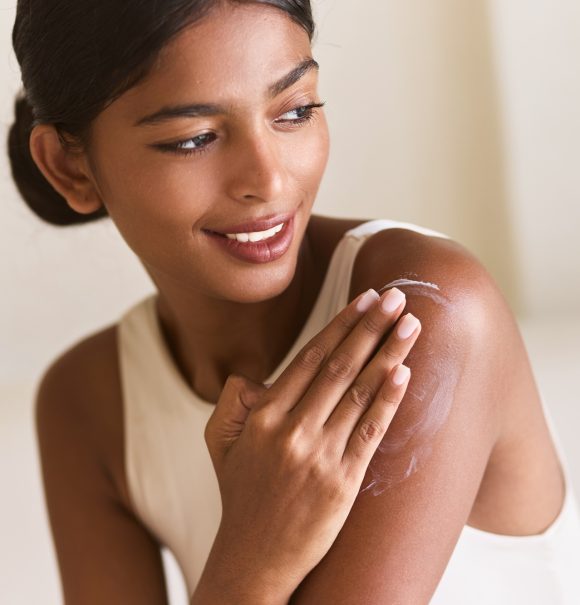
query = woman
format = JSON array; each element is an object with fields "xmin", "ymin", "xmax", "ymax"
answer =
[{"xmin": 8, "ymin": 1, "xmax": 580, "ymax": 603}]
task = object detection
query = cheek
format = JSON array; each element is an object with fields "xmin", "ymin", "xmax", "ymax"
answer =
[
  {"xmin": 91, "ymin": 152, "xmax": 207, "ymax": 266},
  {"xmin": 284, "ymin": 119, "xmax": 330, "ymax": 191},
  {"xmin": 91, "ymin": 118, "xmax": 207, "ymax": 216},
  {"xmin": 101, "ymin": 144, "xmax": 214, "ymax": 224}
]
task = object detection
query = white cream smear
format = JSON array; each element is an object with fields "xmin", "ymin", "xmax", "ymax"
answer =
[
  {"xmin": 377, "ymin": 276, "xmax": 449, "ymax": 305},
  {"xmin": 358, "ymin": 277, "xmax": 461, "ymax": 497}
]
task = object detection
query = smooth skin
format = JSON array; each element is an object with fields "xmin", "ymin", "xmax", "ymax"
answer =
[{"xmin": 32, "ymin": 2, "xmax": 565, "ymax": 604}]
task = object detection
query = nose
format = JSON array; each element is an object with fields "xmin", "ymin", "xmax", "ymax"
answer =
[{"xmin": 225, "ymin": 129, "xmax": 286, "ymax": 203}]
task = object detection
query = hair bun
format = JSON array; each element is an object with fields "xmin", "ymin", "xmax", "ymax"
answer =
[{"xmin": 6, "ymin": 89, "xmax": 107, "ymax": 226}]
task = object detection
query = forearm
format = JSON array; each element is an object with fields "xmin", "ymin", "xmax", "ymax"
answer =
[
  {"xmin": 190, "ymin": 573, "xmax": 290, "ymax": 605},
  {"xmin": 189, "ymin": 527, "xmax": 295, "ymax": 605}
]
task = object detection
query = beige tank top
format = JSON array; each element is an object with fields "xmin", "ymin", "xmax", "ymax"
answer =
[{"xmin": 118, "ymin": 219, "xmax": 580, "ymax": 603}]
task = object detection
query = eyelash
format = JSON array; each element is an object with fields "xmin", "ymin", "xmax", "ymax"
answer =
[{"xmin": 155, "ymin": 101, "xmax": 326, "ymax": 158}]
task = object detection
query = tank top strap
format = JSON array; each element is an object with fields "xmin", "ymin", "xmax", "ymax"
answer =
[{"xmin": 344, "ymin": 218, "xmax": 451, "ymax": 241}]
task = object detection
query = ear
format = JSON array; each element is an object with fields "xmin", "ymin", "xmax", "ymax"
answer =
[{"xmin": 28, "ymin": 124, "xmax": 104, "ymax": 215}]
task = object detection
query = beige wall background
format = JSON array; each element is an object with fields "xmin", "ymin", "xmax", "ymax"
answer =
[
  {"xmin": 312, "ymin": 0, "xmax": 580, "ymax": 317},
  {"xmin": 1, "ymin": 1, "xmax": 579, "ymax": 603}
]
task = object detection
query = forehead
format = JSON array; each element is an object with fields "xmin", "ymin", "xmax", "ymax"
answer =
[{"xmin": 117, "ymin": 3, "xmax": 313, "ymax": 112}]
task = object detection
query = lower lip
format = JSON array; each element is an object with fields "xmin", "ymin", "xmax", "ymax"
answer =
[{"xmin": 203, "ymin": 216, "xmax": 295, "ymax": 264}]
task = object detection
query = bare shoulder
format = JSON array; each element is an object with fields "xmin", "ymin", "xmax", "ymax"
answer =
[
  {"xmin": 36, "ymin": 322, "xmax": 132, "ymax": 511},
  {"xmin": 349, "ymin": 226, "xmax": 564, "ymax": 534},
  {"xmin": 350, "ymin": 226, "xmax": 519, "ymax": 359},
  {"xmin": 351, "ymin": 226, "xmax": 491, "ymax": 298},
  {"xmin": 289, "ymin": 227, "xmax": 565, "ymax": 603}
]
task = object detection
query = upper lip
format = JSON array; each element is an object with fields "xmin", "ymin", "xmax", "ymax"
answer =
[{"xmin": 206, "ymin": 210, "xmax": 295, "ymax": 234}]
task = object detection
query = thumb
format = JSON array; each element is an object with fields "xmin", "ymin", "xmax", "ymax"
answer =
[{"xmin": 204, "ymin": 373, "xmax": 266, "ymax": 456}]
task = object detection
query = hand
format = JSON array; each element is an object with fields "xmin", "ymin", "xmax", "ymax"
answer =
[{"xmin": 203, "ymin": 287, "xmax": 421, "ymax": 599}]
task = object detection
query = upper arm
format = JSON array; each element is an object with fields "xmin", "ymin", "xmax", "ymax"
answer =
[
  {"xmin": 289, "ymin": 229, "xmax": 514, "ymax": 604},
  {"xmin": 35, "ymin": 341, "xmax": 169, "ymax": 605}
]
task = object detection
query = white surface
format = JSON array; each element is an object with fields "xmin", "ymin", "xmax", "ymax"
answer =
[{"xmin": 1, "ymin": 314, "xmax": 578, "ymax": 604}]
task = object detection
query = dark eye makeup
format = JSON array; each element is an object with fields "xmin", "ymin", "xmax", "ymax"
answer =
[{"xmin": 152, "ymin": 101, "xmax": 326, "ymax": 158}]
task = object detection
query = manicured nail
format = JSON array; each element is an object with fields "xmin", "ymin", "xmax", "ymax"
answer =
[
  {"xmin": 380, "ymin": 287, "xmax": 405, "ymax": 313},
  {"xmin": 392, "ymin": 364, "xmax": 410, "ymax": 386},
  {"xmin": 356, "ymin": 289, "xmax": 380, "ymax": 312},
  {"xmin": 397, "ymin": 314, "xmax": 419, "ymax": 339}
]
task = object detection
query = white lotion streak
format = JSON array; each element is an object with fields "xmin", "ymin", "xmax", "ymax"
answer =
[
  {"xmin": 378, "ymin": 278, "xmax": 449, "ymax": 306},
  {"xmin": 358, "ymin": 277, "xmax": 460, "ymax": 496}
]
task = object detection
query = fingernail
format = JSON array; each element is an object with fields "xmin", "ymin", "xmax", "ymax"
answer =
[
  {"xmin": 397, "ymin": 313, "xmax": 419, "ymax": 339},
  {"xmin": 356, "ymin": 288, "xmax": 380, "ymax": 312},
  {"xmin": 392, "ymin": 364, "xmax": 410, "ymax": 386},
  {"xmin": 380, "ymin": 287, "xmax": 405, "ymax": 313},
  {"xmin": 263, "ymin": 382, "xmax": 273, "ymax": 389}
]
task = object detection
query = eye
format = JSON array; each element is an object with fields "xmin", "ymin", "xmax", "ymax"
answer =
[
  {"xmin": 154, "ymin": 132, "xmax": 217, "ymax": 157},
  {"xmin": 275, "ymin": 102, "xmax": 326, "ymax": 127},
  {"xmin": 152, "ymin": 101, "xmax": 326, "ymax": 158}
]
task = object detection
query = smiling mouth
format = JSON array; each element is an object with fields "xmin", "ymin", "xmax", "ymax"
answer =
[
  {"xmin": 202, "ymin": 215, "xmax": 296, "ymax": 264},
  {"xmin": 206, "ymin": 222, "xmax": 285, "ymax": 242},
  {"xmin": 203, "ymin": 208, "xmax": 297, "ymax": 237}
]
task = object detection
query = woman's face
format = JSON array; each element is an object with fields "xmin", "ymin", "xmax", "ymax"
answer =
[{"xmin": 86, "ymin": 2, "xmax": 329, "ymax": 303}]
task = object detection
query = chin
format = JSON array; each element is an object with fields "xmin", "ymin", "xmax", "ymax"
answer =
[
  {"xmin": 215, "ymin": 222, "xmax": 309, "ymax": 304},
  {"xmin": 230, "ymin": 269, "xmax": 298, "ymax": 305},
  {"xmin": 212, "ymin": 252, "xmax": 301, "ymax": 304}
]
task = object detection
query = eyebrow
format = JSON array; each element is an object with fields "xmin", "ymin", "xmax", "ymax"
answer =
[{"xmin": 133, "ymin": 58, "xmax": 319, "ymax": 127}]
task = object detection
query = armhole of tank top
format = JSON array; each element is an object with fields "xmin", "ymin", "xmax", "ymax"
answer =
[
  {"xmin": 116, "ymin": 313, "xmax": 140, "ymax": 521},
  {"xmin": 116, "ymin": 304, "xmax": 162, "ymax": 545}
]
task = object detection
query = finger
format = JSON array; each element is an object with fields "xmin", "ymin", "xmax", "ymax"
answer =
[
  {"xmin": 287, "ymin": 287, "xmax": 407, "ymax": 426},
  {"xmin": 262, "ymin": 288, "xmax": 383, "ymax": 413},
  {"xmin": 342, "ymin": 364, "xmax": 411, "ymax": 474},
  {"xmin": 204, "ymin": 374, "xmax": 266, "ymax": 460},
  {"xmin": 324, "ymin": 312, "xmax": 421, "ymax": 442}
]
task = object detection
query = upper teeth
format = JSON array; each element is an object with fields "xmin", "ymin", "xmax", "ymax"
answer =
[{"xmin": 225, "ymin": 222, "xmax": 284, "ymax": 242}]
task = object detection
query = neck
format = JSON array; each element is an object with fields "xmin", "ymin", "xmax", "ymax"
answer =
[{"xmin": 151, "ymin": 226, "xmax": 321, "ymax": 404}]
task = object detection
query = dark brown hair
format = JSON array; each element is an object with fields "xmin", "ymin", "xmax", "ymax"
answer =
[{"xmin": 7, "ymin": 0, "xmax": 315, "ymax": 226}]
